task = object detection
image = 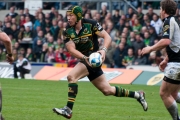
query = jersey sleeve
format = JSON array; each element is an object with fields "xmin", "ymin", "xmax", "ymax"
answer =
[
  {"xmin": 162, "ymin": 19, "xmax": 174, "ymax": 39},
  {"xmin": 63, "ymin": 30, "xmax": 71, "ymax": 43},
  {"xmin": 92, "ymin": 21, "xmax": 103, "ymax": 34}
]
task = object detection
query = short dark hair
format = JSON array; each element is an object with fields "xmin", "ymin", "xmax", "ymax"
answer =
[{"xmin": 160, "ymin": 0, "xmax": 177, "ymax": 16}]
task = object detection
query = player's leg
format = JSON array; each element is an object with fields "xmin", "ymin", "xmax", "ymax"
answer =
[
  {"xmin": 53, "ymin": 62, "xmax": 89, "ymax": 119},
  {"xmin": 91, "ymin": 74, "xmax": 148, "ymax": 111},
  {"xmin": 160, "ymin": 79, "xmax": 180, "ymax": 120}
]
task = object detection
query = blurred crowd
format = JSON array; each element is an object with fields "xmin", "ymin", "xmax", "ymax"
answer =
[{"xmin": 0, "ymin": 2, "xmax": 180, "ymax": 68}]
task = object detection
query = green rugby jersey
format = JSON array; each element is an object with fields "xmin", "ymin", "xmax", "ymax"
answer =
[{"xmin": 63, "ymin": 19, "xmax": 103, "ymax": 56}]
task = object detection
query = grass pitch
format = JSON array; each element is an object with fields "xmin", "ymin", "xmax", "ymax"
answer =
[{"xmin": 0, "ymin": 79, "xmax": 172, "ymax": 120}]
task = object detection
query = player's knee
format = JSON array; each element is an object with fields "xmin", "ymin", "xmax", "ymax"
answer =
[
  {"xmin": 159, "ymin": 90, "xmax": 169, "ymax": 99},
  {"xmin": 101, "ymin": 89, "xmax": 112, "ymax": 96},
  {"xmin": 67, "ymin": 75, "xmax": 76, "ymax": 83}
]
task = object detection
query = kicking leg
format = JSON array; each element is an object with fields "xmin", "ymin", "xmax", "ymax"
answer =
[{"xmin": 91, "ymin": 74, "xmax": 148, "ymax": 111}]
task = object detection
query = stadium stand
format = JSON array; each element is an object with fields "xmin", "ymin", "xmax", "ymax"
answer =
[{"xmin": 0, "ymin": 1, "xmax": 178, "ymax": 68}]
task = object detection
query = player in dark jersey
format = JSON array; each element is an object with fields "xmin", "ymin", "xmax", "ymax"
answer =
[
  {"xmin": 141, "ymin": 0, "xmax": 180, "ymax": 119},
  {"xmin": 53, "ymin": 6, "xmax": 148, "ymax": 119},
  {"xmin": 0, "ymin": 31, "xmax": 14, "ymax": 120}
]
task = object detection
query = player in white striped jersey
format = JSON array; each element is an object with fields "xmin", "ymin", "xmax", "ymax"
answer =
[{"xmin": 141, "ymin": 0, "xmax": 180, "ymax": 119}]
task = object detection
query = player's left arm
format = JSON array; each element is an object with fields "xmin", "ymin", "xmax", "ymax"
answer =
[{"xmin": 93, "ymin": 22, "xmax": 112, "ymax": 61}]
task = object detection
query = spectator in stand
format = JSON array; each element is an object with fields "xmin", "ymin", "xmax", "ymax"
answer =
[
  {"xmin": 34, "ymin": 13, "xmax": 45, "ymax": 32},
  {"xmin": 12, "ymin": 48, "xmax": 18, "ymax": 61},
  {"xmin": 133, "ymin": 19, "xmax": 142, "ymax": 34},
  {"xmin": 19, "ymin": 15, "xmax": 26, "ymax": 26},
  {"xmin": 37, "ymin": 8, "xmax": 45, "ymax": 18},
  {"xmin": 127, "ymin": 31, "xmax": 136, "ymax": 47},
  {"xmin": 24, "ymin": 8, "xmax": 35, "ymax": 23},
  {"xmin": 55, "ymin": 47, "xmax": 66, "ymax": 63},
  {"xmin": 112, "ymin": 9, "xmax": 121, "ymax": 25},
  {"xmin": 11, "ymin": 18, "xmax": 18, "ymax": 27},
  {"xmin": 44, "ymin": 17, "xmax": 52, "ymax": 28},
  {"xmin": 17, "ymin": 25, "xmax": 25, "ymax": 42},
  {"xmin": 104, "ymin": 41, "xmax": 116, "ymax": 68},
  {"xmin": 132, "ymin": 34, "xmax": 146, "ymax": 55},
  {"xmin": 45, "ymin": 47, "xmax": 55, "ymax": 63},
  {"xmin": 13, "ymin": 42, "xmax": 20, "ymax": 51},
  {"xmin": 24, "ymin": 16, "xmax": 33, "ymax": 30},
  {"xmin": 33, "ymin": 30, "xmax": 46, "ymax": 51},
  {"xmin": 55, "ymin": 38, "xmax": 64, "ymax": 50},
  {"xmin": 49, "ymin": 7, "xmax": 55, "ymax": 20},
  {"xmin": 132, "ymin": 49, "xmax": 147, "ymax": 65},
  {"xmin": 22, "ymin": 26, "xmax": 33, "ymax": 42},
  {"xmin": 140, "ymin": 26, "xmax": 148, "ymax": 39},
  {"xmin": 19, "ymin": 48, "xmax": 26, "ymax": 57},
  {"xmin": 122, "ymin": 47, "xmax": 135, "ymax": 68},
  {"xmin": 124, "ymin": 21, "xmax": 132, "ymax": 31},
  {"xmin": 6, "ymin": 6, "xmax": 18, "ymax": 18},
  {"xmin": 142, "ymin": 14, "xmax": 150, "ymax": 26},
  {"xmin": 25, "ymin": 48, "xmax": 33, "ymax": 61},
  {"xmin": 137, "ymin": 7, "xmax": 144, "ymax": 25},
  {"xmin": 100, "ymin": 5, "xmax": 108, "ymax": 20},
  {"xmin": 104, "ymin": 12, "xmax": 113, "ymax": 23},
  {"xmin": 50, "ymin": 19, "xmax": 59, "ymax": 40},
  {"xmin": 126, "ymin": 7, "xmax": 134, "ymax": 21},
  {"xmin": 113, "ymin": 42, "xmax": 127, "ymax": 68},
  {"xmin": 148, "ymin": 26, "xmax": 158, "ymax": 44},
  {"xmin": 34, "ymin": 40, "xmax": 42, "ymax": 62},
  {"xmin": 143, "ymin": 31, "xmax": 153, "ymax": 46},
  {"xmin": 84, "ymin": 13, "xmax": 91, "ymax": 19},
  {"xmin": 94, "ymin": 13, "xmax": 103, "ymax": 24},
  {"xmin": 67, "ymin": 56, "xmax": 78, "ymax": 67},
  {"xmin": 57, "ymin": 14, "xmax": 64, "ymax": 22},
  {"xmin": 106, "ymin": 21, "xmax": 116, "ymax": 41},
  {"xmin": 32, "ymin": 26, "xmax": 42, "ymax": 39},
  {"xmin": 57, "ymin": 20, "xmax": 63, "ymax": 39},
  {"xmin": 150, "ymin": 14, "xmax": 162, "ymax": 35},
  {"xmin": 0, "ymin": 48, "xmax": 6, "ymax": 62},
  {"xmin": 40, "ymin": 43, "xmax": 48, "ymax": 62},
  {"xmin": 15, "ymin": 9, "xmax": 24, "ymax": 25},
  {"xmin": 47, "ymin": 36, "xmax": 55, "ymax": 48},
  {"xmin": 115, "ymin": 19, "xmax": 125, "ymax": 33},
  {"xmin": 146, "ymin": 7, "xmax": 156, "ymax": 20},
  {"xmin": 44, "ymin": 25, "xmax": 53, "ymax": 37},
  {"xmin": 129, "ymin": 13, "xmax": 138, "ymax": 27},
  {"xmin": 82, "ymin": 4, "xmax": 88, "ymax": 17},
  {"xmin": 145, "ymin": 20, "xmax": 152, "ymax": 30},
  {"xmin": 4, "ymin": 22, "xmax": 13, "ymax": 36},
  {"xmin": 12, "ymin": 24, "xmax": 19, "ymax": 42}
]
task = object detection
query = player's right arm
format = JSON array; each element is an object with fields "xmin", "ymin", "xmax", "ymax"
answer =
[
  {"xmin": 0, "ymin": 32, "xmax": 14, "ymax": 64},
  {"xmin": 0, "ymin": 32, "xmax": 12, "ymax": 55}
]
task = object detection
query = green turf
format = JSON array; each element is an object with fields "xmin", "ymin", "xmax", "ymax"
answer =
[{"xmin": 0, "ymin": 79, "xmax": 172, "ymax": 120}]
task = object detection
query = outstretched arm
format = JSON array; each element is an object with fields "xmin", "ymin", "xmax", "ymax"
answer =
[{"xmin": 0, "ymin": 32, "xmax": 14, "ymax": 64}]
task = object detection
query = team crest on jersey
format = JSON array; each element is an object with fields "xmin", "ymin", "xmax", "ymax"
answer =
[
  {"xmin": 83, "ymin": 28, "xmax": 89, "ymax": 34},
  {"xmin": 163, "ymin": 25, "xmax": 169, "ymax": 32},
  {"xmin": 71, "ymin": 33, "xmax": 75, "ymax": 38}
]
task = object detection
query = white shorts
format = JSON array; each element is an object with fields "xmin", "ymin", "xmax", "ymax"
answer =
[{"xmin": 164, "ymin": 62, "xmax": 180, "ymax": 81}]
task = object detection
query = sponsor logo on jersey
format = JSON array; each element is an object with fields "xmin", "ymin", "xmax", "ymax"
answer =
[
  {"xmin": 163, "ymin": 25, "xmax": 169, "ymax": 32},
  {"xmin": 163, "ymin": 32, "xmax": 169, "ymax": 36}
]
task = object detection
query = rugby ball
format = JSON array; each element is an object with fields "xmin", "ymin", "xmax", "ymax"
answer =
[{"xmin": 89, "ymin": 52, "xmax": 102, "ymax": 67}]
